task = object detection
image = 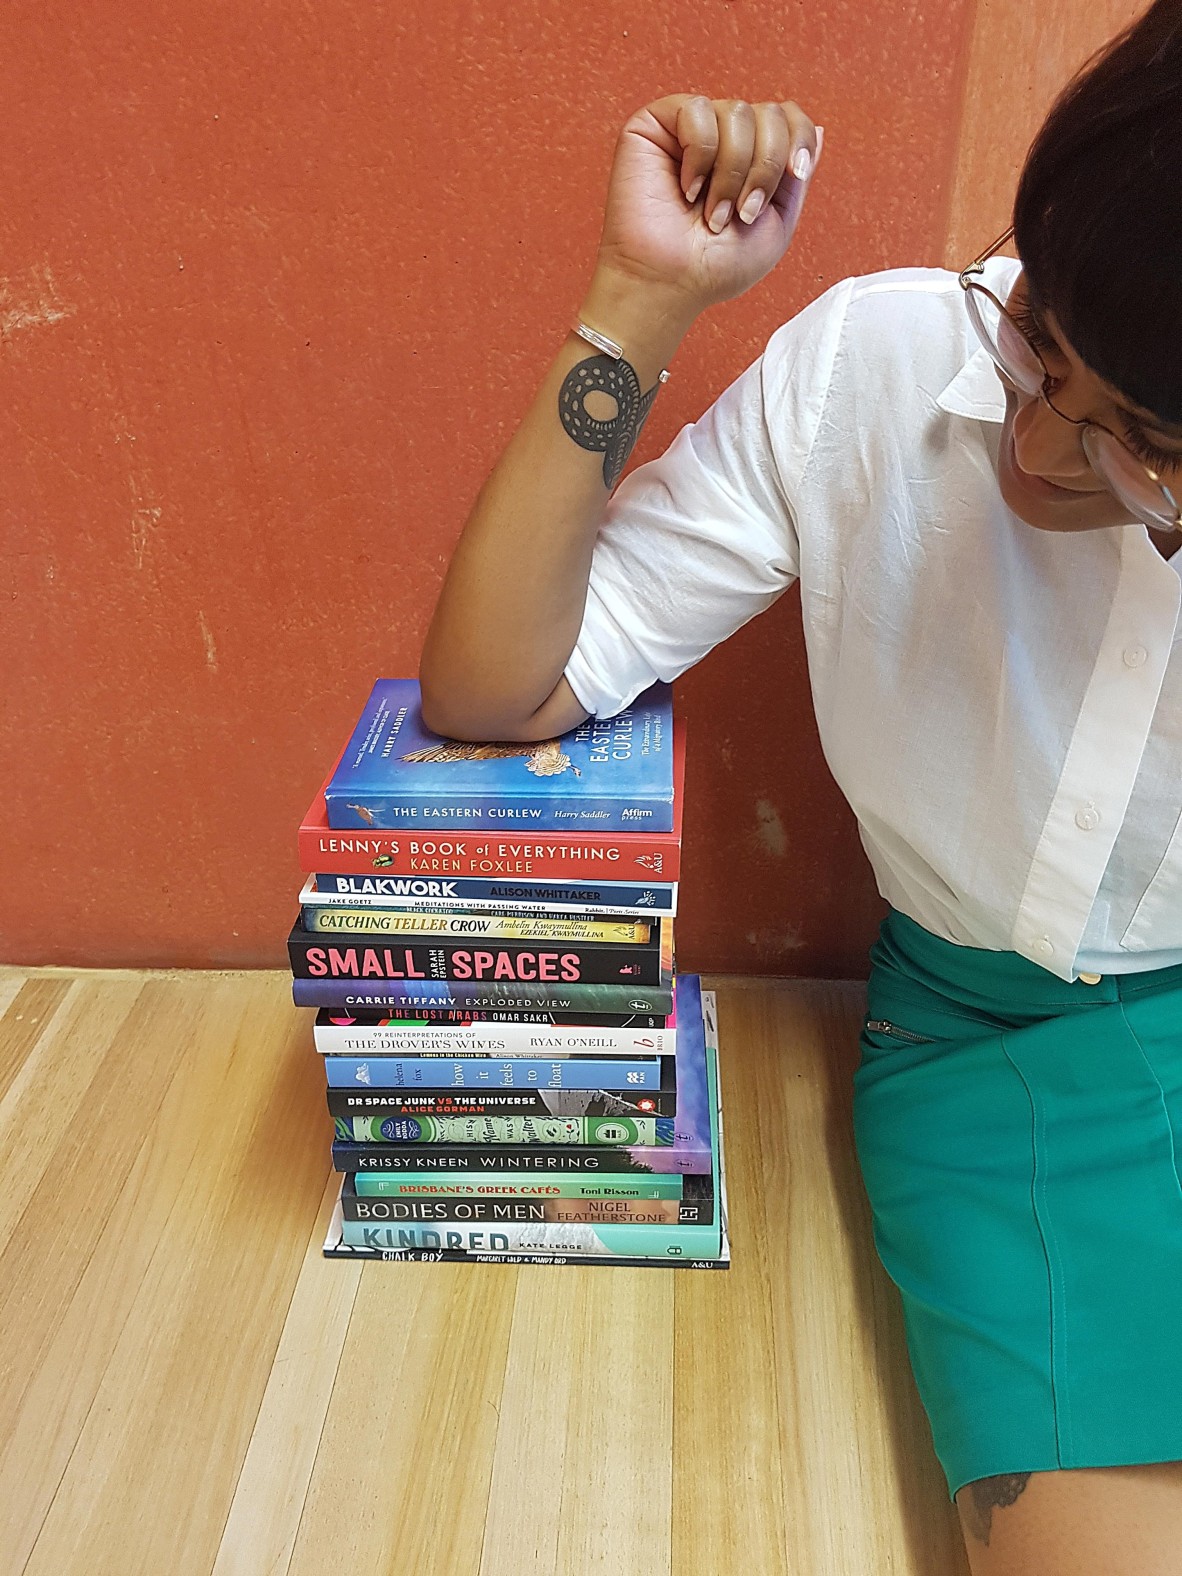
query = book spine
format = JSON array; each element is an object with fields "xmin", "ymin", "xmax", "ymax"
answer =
[
  {"xmin": 350, "ymin": 1172, "xmax": 685, "ymax": 1199},
  {"xmin": 310, "ymin": 874, "xmax": 677, "ymax": 915},
  {"xmin": 302, "ymin": 908, "xmax": 654, "ymax": 943},
  {"xmin": 313, "ymin": 1021, "xmax": 675, "ymax": 1055},
  {"xmin": 322, "ymin": 1054, "xmax": 673, "ymax": 1090},
  {"xmin": 322, "ymin": 1243, "xmax": 729, "ymax": 1269},
  {"xmin": 340, "ymin": 1217, "xmax": 720, "ymax": 1258},
  {"xmin": 340, "ymin": 1195, "xmax": 712, "ymax": 1225},
  {"xmin": 299, "ymin": 829, "xmax": 682, "ymax": 882},
  {"xmin": 334, "ymin": 1113, "xmax": 671, "ymax": 1146},
  {"xmin": 293, "ymin": 979, "xmax": 675, "ymax": 1013},
  {"xmin": 327, "ymin": 1086, "xmax": 677, "ymax": 1118},
  {"xmin": 287, "ymin": 935, "xmax": 663, "ymax": 986},
  {"xmin": 325, "ymin": 790, "xmax": 674, "ymax": 836},
  {"xmin": 332, "ymin": 1141, "xmax": 711, "ymax": 1174}
]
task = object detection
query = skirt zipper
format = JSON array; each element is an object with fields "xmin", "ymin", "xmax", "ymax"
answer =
[{"xmin": 865, "ymin": 1018, "xmax": 935, "ymax": 1044}]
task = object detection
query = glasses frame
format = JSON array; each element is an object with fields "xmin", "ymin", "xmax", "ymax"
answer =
[{"xmin": 958, "ymin": 226, "xmax": 1182, "ymax": 532}]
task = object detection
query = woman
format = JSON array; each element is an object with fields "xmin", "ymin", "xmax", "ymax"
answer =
[{"xmin": 419, "ymin": 2, "xmax": 1182, "ymax": 1568}]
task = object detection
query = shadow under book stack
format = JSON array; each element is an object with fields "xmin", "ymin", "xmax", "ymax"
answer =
[{"xmin": 290, "ymin": 678, "xmax": 730, "ymax": 1269}]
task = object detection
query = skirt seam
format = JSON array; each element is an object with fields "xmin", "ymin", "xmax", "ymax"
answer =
[
  {"xmin": 871, "ymin": 974, "xmax": 1114, "ymax": 1017},
  {"xmin": 999, "ymin": 1032, "xmax": 1070, "ymax": 1470},
  {"xmin": 1118, "ymin": 978, "xmax": 1182, "ymax": 1001}
]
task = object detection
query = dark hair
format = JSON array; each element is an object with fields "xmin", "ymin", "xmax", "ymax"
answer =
[{"xmin": 1014, "ymin": 0, "xmax": 1182, "ymax": 422}]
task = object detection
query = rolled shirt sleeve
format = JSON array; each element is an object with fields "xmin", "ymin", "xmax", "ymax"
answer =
[{"xmin": 563, "ymin": 280, "xmax": 851, "ymax": 719}]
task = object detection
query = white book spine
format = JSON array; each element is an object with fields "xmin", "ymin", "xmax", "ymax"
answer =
[{"xmin": 313, "ymin": 1021, "xmax": 676, "ymax": 1056}]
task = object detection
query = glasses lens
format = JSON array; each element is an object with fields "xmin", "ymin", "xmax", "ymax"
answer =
[
  {"xmin": 964, "ymin": 286, "xmax": 1045, "ymax": 396},
  {"xmin": 1081, "ymin": 427, "xmax": 1181, "ymax": 531}
]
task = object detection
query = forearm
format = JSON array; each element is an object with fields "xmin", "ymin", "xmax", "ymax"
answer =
[{"xmin": 419, "ymin": 268, "xmax": 697, "ymax": 741}]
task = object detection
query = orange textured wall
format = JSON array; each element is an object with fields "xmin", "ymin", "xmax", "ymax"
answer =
[{"xmin": 3, "ymin": 0, "xmax": 1124, "ymax": 975}]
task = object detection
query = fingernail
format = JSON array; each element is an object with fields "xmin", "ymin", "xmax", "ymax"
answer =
[
  {"xmin": 792, "ymin": 147, "xmax": 813, "ymax": 181},
  {"xmin": 707, "ymin": 200, "xmax": 732, "ymax": 233},
  {"xmin": 739, "ymin": 190, "xmax": 765, "ymax": 224},
  {"xmin": 815, "ymin": 126, "xmax": 825, "ymax": 163},
  {"xmin": 685, "ymin": 176, "xmax": 703, "ymax": 203}
]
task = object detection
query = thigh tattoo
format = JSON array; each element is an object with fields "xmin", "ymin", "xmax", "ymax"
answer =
[
  {"xmin": 558, "ymin": 354, "xmax": 662, "ymax": 491},
  {"xmin": 961, "ymin": 1472, "xmax": 1033, "ymax": 1545}
]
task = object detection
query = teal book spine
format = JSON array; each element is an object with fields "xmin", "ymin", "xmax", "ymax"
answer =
[{"xmin": 351, "ymin": 1171, "xmax": 684, "ymax": 1198}]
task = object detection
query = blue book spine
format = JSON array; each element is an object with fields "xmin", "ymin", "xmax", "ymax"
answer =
[
  {"xmin": 323, "ymin": 1055, "xmax": 668, "ymax": 1089},
  {"xmin": 313, "ymin": 874, "xmax": 677, "ymax": 914},
  {"xmin": 324, "ymin": 679, "xmax": 674, "ymax": 833}
]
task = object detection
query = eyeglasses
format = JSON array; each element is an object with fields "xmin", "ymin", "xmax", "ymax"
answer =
[{"xmin": 958, "ymin": 226, "xmax": 1182, "ymax": 533}]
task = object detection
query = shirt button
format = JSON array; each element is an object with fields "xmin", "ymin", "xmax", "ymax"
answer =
[
  {"xmin": 1123, "ymin": 645, "xmax": 1148, "ymax": 668},
  {"xmin": 1031, "ymin": 937, "xmax": 1055, "ymax": 959},
  {"xmin": 1075, "ymin": 803, "xmax": 1101, "ymax": 831},
  {"xmin": 1078, "ymin": 971, "xmax": 1103, "ymax": 985}
]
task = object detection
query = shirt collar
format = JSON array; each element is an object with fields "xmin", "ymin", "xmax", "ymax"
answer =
[
  {"xmin": 936, "ymin": 254, "xmax": 1021, "ymax": 424},
  {"xmin": 936, "ymin": 346, "xmax": 1007, "ymax": 424}
]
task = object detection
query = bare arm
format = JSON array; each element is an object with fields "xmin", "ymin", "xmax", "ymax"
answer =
[
  {"xmin": 419, "ymin": 96, "xmax": 823, "ymax": 742},
  {"xmin": 418, "ymin": 267, "xmax": 696, "ymax": 742}
]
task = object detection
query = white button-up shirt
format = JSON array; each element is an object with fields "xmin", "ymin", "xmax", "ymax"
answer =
[{"xmin": 564, "ymin": 259, "xmax": 1182, "ymax": 982}]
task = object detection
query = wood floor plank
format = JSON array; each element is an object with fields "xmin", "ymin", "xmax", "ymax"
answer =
[
  {"xmin": 0, "ymin": 974, "xmax": 75, "ymax": 1102},
  {"xmin": 288, "ymin": 1264, "xmax": 518, "ymax": 1576},
  {"xmin": 477, "ymin": 1270, "xmax": 590, "ymax": 1576},
  {"xmin": 479, "ymin": 1267, "xmax": 675, "ymax": 1576},
  {"xmin": 672, "ymin": 978, "xmax": 788, "ymax": 1576},
  {"xmin": 0, "ymin": 977, "xmax": 144, "ymax": 1259},
  {"xmin": 551, "ymin": 1271, "xmax": 674, "ymax": 1576},
  {"xmin": 211, "ymin": 1170, "xmax": 361, "ymax": 1576},
  {"xmin": 743, "ymin": 981, "xmax": 969, "ymax": 1575},
  {"xmin": 0, "ymin": 975, "xmax": 168, "ymax": 1450},
  {"xmin": 19, "ymin": 974, "xmax": 330, "ymax": 1576},
  {"xmin": 0, "ymin": 968, "xmax": 30, "ymax": 1020}
]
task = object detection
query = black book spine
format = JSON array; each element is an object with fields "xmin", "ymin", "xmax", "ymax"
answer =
[
  {"xmin": 332, "ymin": 1141, "xmax": 697, "ymax": 1174},
  {"xmin": 288, "ymin": 927, "xmax": 662, "ymax": 985},
  {"xmin": 326, "ymin": 1085, "xmax": 678, "ymax": 1118}
]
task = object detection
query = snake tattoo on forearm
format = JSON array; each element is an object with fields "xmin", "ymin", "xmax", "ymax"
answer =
[{"xmin": 558, "ymin": 354, "xmax": 662, "ymax": 491}]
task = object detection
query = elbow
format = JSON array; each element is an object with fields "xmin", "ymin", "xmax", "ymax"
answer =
[
  {"xmin": 418, "ymin": 674, "xmax": 521, "ymax": 743},
  {"xmin": 416, "ymin": 652, "xmax": 473, "ymax": 739},
  {"xmin": 419, "ymin": 651, "xmax": 584, "ymax": 743},
  {"xmin": 418, "ymin": 680, "xmax": 480, "ymax": 742},
  {"xmin": 419, "ymin": 681, "xmax": 574, "ymax": 744},
  {"xmin": 417, "ymin": 645, "xmax": 509, "ymax": 741}
]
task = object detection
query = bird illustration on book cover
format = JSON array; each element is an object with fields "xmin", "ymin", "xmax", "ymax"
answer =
[
  {"xmin": 346, "ymin": 740, "xmax": 580, "ymax": 826},
  {"xmin": 402, "ymin": 739, "xmax": 581, "ymax": 778}
]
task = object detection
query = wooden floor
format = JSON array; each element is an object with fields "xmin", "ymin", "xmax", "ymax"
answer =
[{"xmin": 0, "ymin": 968, "xmax": 970, "ymax": 1576}]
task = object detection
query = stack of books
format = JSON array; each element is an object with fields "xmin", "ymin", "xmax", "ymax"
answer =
[{"xmin": 290, "ymin": 678, "xmax": 730, "ymax": 1269}]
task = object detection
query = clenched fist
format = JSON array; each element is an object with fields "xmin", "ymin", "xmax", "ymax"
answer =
[{"xmin": 595, "ymin": 95, "xmax": 823, "ymax": 314}]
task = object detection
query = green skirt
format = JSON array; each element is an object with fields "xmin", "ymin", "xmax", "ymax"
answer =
[{"xmin": 854, "ymin": 909, "xmax": 1182, "ymax": 1501}]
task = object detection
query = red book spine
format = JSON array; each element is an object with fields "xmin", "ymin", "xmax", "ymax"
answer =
[{"xmin": 298, "ymin": 825, "xmax": 681, "ymax": 882}]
